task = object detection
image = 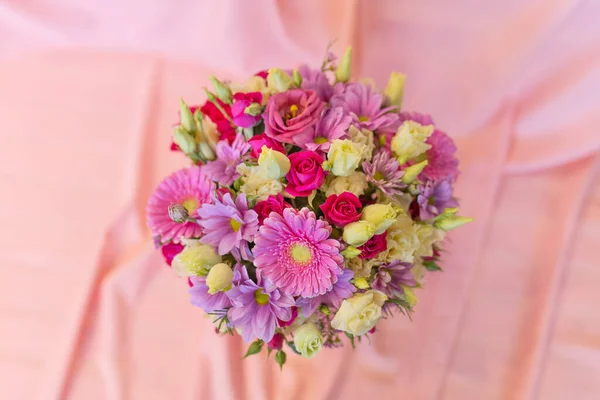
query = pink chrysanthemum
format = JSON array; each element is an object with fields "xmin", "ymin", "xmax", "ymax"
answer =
[
  {"xmin": 363, "ymin": 151, "xmax": 406, "ymax": 196},
  {"xmin": 202, "ymin": 134, "xmax": 250, "ymax": 186},
  {"xmin": 253, "ymin": 208, "xmax": 344, "ymax": 298},
  {"xmin": 146, "ymin": 166, "xmax": 213, "ymax": 243}
]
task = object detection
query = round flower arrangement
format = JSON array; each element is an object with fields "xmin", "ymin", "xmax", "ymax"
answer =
[{"xmin": 147, "ymin": 47, "xmax": 471, "ymax": 368}]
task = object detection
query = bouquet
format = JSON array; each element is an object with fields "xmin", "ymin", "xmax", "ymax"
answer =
[{"xmin": 146, "ymin": 47, "xmax": 471, "ymax": 368}]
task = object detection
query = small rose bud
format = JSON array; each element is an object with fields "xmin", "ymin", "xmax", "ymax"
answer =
[
  {"xmin": 173, "ymin": 126, "xmax": 197, "ymax": 155},
  {"xmin": 168, "ymin": 203, "xmax": 189, "ymax": 223},
  {"xmin": 267, "ymin": 68, "xmax": 294, "ymax": 93},
  {"xmin": 179, "ymin": 98, "xmax": 197, "ymax": 134},
  {"xmin": 383, "ymin": 72, "xmax": 406, "ymax": 109},
  {"xmin": 206, "ymin": 263, "xmax": 234, "ymax": 294},
  {"xmin": 209, "ymin": 76, "xmax": 233, "ymax": 104}
]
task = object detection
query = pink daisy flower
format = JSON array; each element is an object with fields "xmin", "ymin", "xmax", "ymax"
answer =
[
  {"xmin": 197, "ymin": 193, "xmax": 259, "ymax": 260},
  {"xmin": 146, "ymin": 166, "xmax": 213, "ymax": 243},
  {"xmin": 253, "ymin": 208, "xmax": 344, "ymax": 298},
  {"xmin": 202, "ymin": 133, "xmax": 251, "ymax": 186}
]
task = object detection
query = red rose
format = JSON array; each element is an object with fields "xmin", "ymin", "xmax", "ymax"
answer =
[
  {"xmin": 200, "ymin": 99, "xmax": 236, "ymax": 144},
  {"xmin": 320, "ymin": 192, "xmax": 362, "ymax": 227},
  {"xmin": 358, "ymin": 232, "xmax": 388, "ymax": 259},
  {"xmin": 161, "ymin": 242, "xmax": 184, "ymax": 266},
  {"xmin": 248, "ymin": 133, "xmax": 286, "ymax": 158},
  {"xmin": 285, "ymin": 151, "xmax": 326, "ymax": 197},
  {"xmin": 268, "ymin": 333, "xmax": 284, "ymax": 350},
  {"xmin": 254, "ymin": 194, "xmax": 292, "ymax": 224}
]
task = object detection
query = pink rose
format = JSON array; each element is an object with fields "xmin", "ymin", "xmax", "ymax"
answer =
[
  {"xmin": 264, "ymin": 89, "xmax": 325, "ymax": 144},
  {"xmin": 320, "ymin": 192, "xmax": 362, "ymax": 227},
  {"xmin": 358, "ymin": 232, "xmax": 388, "ymax": 259},
  {"xmin": 231, "ymin": 92, "xmax": 262, "ymax": 128},
  {"xmin": 285, "ymin": 151, "xmax": 326, "ymax": 197},
  {"xmin": 248, "ymin": 133, "xmax": 286, "ymax": 158},
  {"xmin": 254, "ymin": 194, "xmax": 293, "ymax": 225}
]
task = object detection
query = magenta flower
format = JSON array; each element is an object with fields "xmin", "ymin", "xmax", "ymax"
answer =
[
  {"xmin": 231, "ymin": 92, "xmax": 262, "ymax": 128},
  {"xmin": 330, "ymin": 82, "xmax": 399, "ymax": 132},
  {"xmin": 254, "ymin": 194, "xmax": 293, "ymax": 225},
  {"xmin": 298, "ymin": 65, "xmax": 343, "ymax": 102},
  {"xmin": 293, "ymin": 107, "xmax": 352, "ymax": 153},
  {"xmin": 422, "ymin": 130, "xmax": 460, "ymax": 183},
  {"xmin": 161, "ymin": 242, "xmax": 184, "ymax": 266},
  {"xmin": 372, "ymin": 261, "xmax": 416, "ymax": 298},
  {"xmin": 285, "ymin": 151, "xmax": 326, "ymax": 197},
  {"xmin": 362, "ymin": 151, "xmax": 406, "ymax": 196},
  {"xmin": 247, "ymin": 133, "xmax": 286, "ymax": 158},
  {"xmin": 253, "ymin": 208, "xmax": 344, "ymax": 298},
  {"xmin": 263, "ymin": 89, "xmax": 325, "ymax": 144},
  {"xmin": 202, "ymin": 134, "xmax": 251, "ymax": 186},
  {"xmin": 357, "ymin": 232, "xmax": 387, "ymax": 259},
  {"xmin": 296, "ymin": 268, "xmax": 356, "ymax": 317},
  {"xmin": 226, "ymin": 276, "xmax": 295, "ymax": 343},
  {"xmin": 416, "ymin": 179, "xmax": 458, "ymax": 221},
  {"xmin": 197, "ymin": 193, "xmax": 259, "ymax": 260},
  {"xmin": 146, "ymin": 166, "xmax": 214, "ymax": 243}
]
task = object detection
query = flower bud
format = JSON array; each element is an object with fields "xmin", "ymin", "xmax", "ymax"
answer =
[
  {"xmin": 267, "ymin": 68, "xmax": 294, "ymax": 93},
  {"xmin": 383, "ymin": 72, "xmax": 406, "ymax": 109},
  {"xmin": 361, "ymin": 203, "xmax": 398, "ymax": 234},
  {"xmin": 343, "ymin": 221, "xmax": 376, "ymax": 247},
  {"xmin": 335, "ymin": 47, "xmax": 353, "ymax": 83},
  {"xmin": 209, "ymin": 76, "xmax": 233, "ymax": 104},
  {"xmin": 354, "ymin": 277, "xmax": 370, "ymax": 289},
  {"xmin": 173, "ymin": 126, "xmax": 197, "ymax": 155},
  {"xmin": 171, "ymin": 244, "xmax": 222, "ymax": 277},
  {"xmin": 293, "ymin": 323, "xmax": 323, "ymax": 358},
  {"xmin": 199, "ymin": 142, "xmax": 216, "ymax": 161},
  {"xmin": 401, "ymin": 160, "xmax": 429, "ymax": 184},
  {"xmin": 292, "ymin": 69, "xmax": 303, "ymax": 87},
  {"xmin": 244, "ymin": 102, "xmax": 262, "ymax": 116},
  {"xmin": 206, "ymin": 263, "xmax": 234, "ymax": 294},
  {"xmin": 168, "ymin": 203, "xmax": 189, "ymax": 223},
  {"xmin": 434, "ymin": 216, "xmax": 473, "ymax": 231},
  {"xmin": 331, "ymin": 290, "xmax": 387, "ymax": 336},
  {"xmin": 258, "ymin": 146, "xmax": 290, "ymax": 179},
  {"xmin": 327, "ymin": 139, "xmax": 365, "ymax": 177},
  {"xmin": 179, "ymin": 98, "xmax": 196, "ymax": 134}
]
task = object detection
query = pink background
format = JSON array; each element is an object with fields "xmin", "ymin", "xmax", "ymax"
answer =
[{"xmin": 1, "ymin": 1, "xmax": 600, "ymax": 399}]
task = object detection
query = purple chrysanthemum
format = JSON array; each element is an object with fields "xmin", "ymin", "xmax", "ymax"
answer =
[
  {"xmin": 330, "ymin": 82, "xmax": 399, "ymax": 132},
  {"xmin": 416, "ymin": 179, "xmax": 458, "ymax": 221},
  {"xmin": 293, "ymin": 107, "xmax": 352, "ymax": 152},
  {"xmin": 253, "ymin": 208, "xmax": 344, "ymax": 298},
  {"xmin": 362, "ymin": 151, "xmax": 407, "ymax": 196},
  {"xmin": 399, "ymin": 111, "xmax": 435, "ymax": 126},
  {"xmin": 197, "ymin": 193, "xmax": 258, "ymax": 260},
  {"xmin": 298, "ymin": 65, "xmax": 343, "ymax": 102},
  {"xmin": 226, "ymin": 276, "xmax": 295, "ymax": 343},
  {"xmin": 188, "ymin": 263, "xmax": 248, "ymax": 313},
  {"xmin": 296, "ymin": 268, "xmax": 356, "ymax": 317},
  {"xmin": 422, "ymin": 130, "xmax": 460, "ymax": 183},
  {"xmin": 202, "ymin": 134, "xmax": 250, "ymax": 186},
  {"xmin": 372, "ymin": 261, "xmax": 416, "ymax": 298},
  {"xmin": 146, "ymin": 166, "xmax": 213, "ymax": 243}
]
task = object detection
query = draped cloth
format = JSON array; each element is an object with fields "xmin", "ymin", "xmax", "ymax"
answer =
[{"xmin": 1, "ymin": 1, "xmax": 599, "ymax": 399}]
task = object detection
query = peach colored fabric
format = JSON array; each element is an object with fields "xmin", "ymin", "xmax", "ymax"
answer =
[{"xmin": 1, "ymin": 1, "xmax": 600, "ymax": 399}]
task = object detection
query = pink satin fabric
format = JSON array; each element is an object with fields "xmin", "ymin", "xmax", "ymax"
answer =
[{"xmin": 1, "ymin": 1, "xmax": 600, "ymax": 399}]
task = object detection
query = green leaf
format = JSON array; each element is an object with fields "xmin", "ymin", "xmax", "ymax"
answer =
[
  {"xmin": 275, "ymin": 350, "xmax": 287, "ymax": 370},
  {"xmin": 286, "ymin": 341, "xmax": 301, "ymax": 355},
  {"xmin": 243, "ymin": 340, "xmax": 264, "ymax": 358},
  {"xmin": 423, "ymin": 260, "xmax": 442, "ymax": 272},
  {"xmin": 345, "ymin": 332, "xmax": 355, "ymax": 349}
]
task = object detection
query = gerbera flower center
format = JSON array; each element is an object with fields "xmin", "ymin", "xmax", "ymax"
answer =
[
  {"xmin": 358, "ymin": 115, "xmax": 370, "ymax": 122},
  {"xmin": 314, "ymin": 136, "xmax": 328, "ymax": 145},
  {"xmin": 290, "ymin": 243, "xmax": 312, "ymax": 263},
  {"xmin": 254, "ymin": 289, "xmax": 270, "ymax": 305},
  {"xmin": 229, "ymin": 218, "xmax": 242, "ymax": 232},
  {"xmin": 181, "ymin": 198, "xmax": 199, "ymax": 214}
]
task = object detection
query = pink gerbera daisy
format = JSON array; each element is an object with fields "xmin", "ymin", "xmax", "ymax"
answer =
[
  {"xmin": 146, "ymin": 166, "xmax": 213, "ymax": 243},
  {"xmin": 253, "ymin": 208, "xmax": 344, "ymax": 298}
]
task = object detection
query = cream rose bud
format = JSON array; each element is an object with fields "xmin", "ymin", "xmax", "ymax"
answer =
[
  {"xmin": 267, "ymin": 68, "xmax": 294, "ymax": 93},
  {"xmin": 327, "ymin": 139, "xmax": 366, "ymax": 177},
  {"xmin": 258, "ymin": 146, "xmax": 291, "ymax": 179},
  {"xmin": 391, "ymin": 121, "xmax": 434, "ymax": 164},
  {"xmin": 361, "ymin": 203, "xmax": 399, "ymax": 234},
  {"xmin": 293, "ymin": 323, "xmax": 323, "ymax": 358},
  {"xmin": 171, "ymin": 244, "xmax": 222, "ymax": 277},
  {"xmin": 331, "ymin": 290, "xmax": 387, "ymax": 336},
  {"xmin": 343, "ymin": 221, "xmax": 376, "ymax": 246},
  {"xmin": 206, "ymin": 263, "xmax": 233, "ymax": 294}
]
